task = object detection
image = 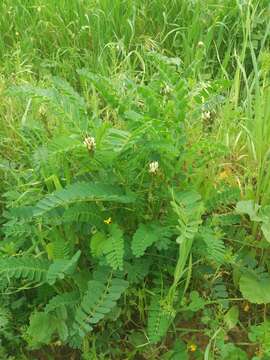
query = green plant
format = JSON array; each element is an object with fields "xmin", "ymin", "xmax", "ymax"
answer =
[{"xmin": 1, "ymin": 1, "xmax": 270, "ymax": 359}]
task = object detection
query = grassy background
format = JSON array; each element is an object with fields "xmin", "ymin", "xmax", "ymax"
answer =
[
  {"xmin": 1, "ymin": 0, "xmax": 270, "ymax": 202},
  {"xmin": 0, "ymin": 0, "xmax": 269, "ymax": 79}
]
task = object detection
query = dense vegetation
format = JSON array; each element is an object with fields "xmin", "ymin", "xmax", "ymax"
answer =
[{"xmin": 0, "ymin": 0, "xmax": 270, "ymax": 359}]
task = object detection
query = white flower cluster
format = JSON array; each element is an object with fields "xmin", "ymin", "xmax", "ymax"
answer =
[
  {"xmin": 163, "ymin": 84, "xmax": 172, "ymax": 94},
  {"xmin": 84, "ymin": 136, "xmax": 96, "ymax": 152},
  {"xmin": 202, "ymin": 111, "xmax": 211, "ymax": 120},
  {"xmin": 149, "ymin": 161, "xmax": 159, "ymax": 174}
]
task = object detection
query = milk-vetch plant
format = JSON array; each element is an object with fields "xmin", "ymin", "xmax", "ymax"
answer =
[{"xmin": 1, "ymin": 2, "xmax": 270, "ymax": 358}]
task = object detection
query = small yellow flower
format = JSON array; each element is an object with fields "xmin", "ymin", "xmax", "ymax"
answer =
[
  {"xmin": 104, "ymin": 217, "xmax": 112, "ymax": 225},
  {"xmin": 218, "ymin": 168, "xmax": 232, "ymax": 181},
  {"xmin": 188, "ymin": 343, "xmax": 197, "ymax": 352},
  {"xmin": 243, "ymin": 303, "xmax": 250, "ymax": 312}
]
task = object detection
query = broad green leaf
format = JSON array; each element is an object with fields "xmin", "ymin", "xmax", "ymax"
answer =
[
  {"xmin": 261, "ymin": 222, "xmax": 270, "ymax": 242},
  {"xmin": 235, "ymin": 200, "xmax": 261, "ymax": 221},
  {"xmin": 128, "ymin": 331, "xmax": 147, "ymax": 347},
  {"xmin": 239, "ymin": 271, "xmax": 270, "ymax": 304},
  {"xmin": 224, "ymin": 306, "xmax": 239, "ymax": 330}
]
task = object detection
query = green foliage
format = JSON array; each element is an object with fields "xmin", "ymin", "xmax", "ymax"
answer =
[
  {"xmin": 165, "ymin": 340, "xmax": 189, "ymax": 360},
  {"xmin": 224, "ymin": 306, "xmax": 239, "ymax": 331},
  {"xmin": 172, "ymin": 191, "xmax": 204, "ymax": 245},
  {"xmin": 200, "ymin": 230, "xmax": 226, "ymax": 266},
  {"xmin": 33, "ymin": 182, "xmax": 135, "ymax": 217},
  {"xmin": 236, "ymin": 200, "xmax": 261, "ymax": 221},
  {"xmin": 90, "ymin": 232, "xmax": 108, "ymax": 258},
  {"xmin": 131, "ymin": 223, "xmax": 160, "ymax": 257},
  {"xmin": 46, "ymin": 250, "xmax": 81, "ymax": 285},
  {"xmin": 90, "ymin": 225, "xmax": 125, "ymax": 271},
  {"xmin": 26, "ymin": 312, "xmax": 58, "ymax": 348},
  {"xmin": 45, "ymin": 291, "xmax": 79, "ymax": 313},
  {"xmin": 26, "ymin": 309, "xmax": 69, "ymax": 348},
  {"xmin": 0, "ymin": 1, "xmax": 269, "ymax": 358},
  {"xmin": 58, "ymin": 204, "xmax": 103, "ymax": 226},
  {"xmin": 170, "ymin": 191, "xmax": 204, "ymax": 291},
  {"xmin": 207, "ymin": 187, "xmax": 240, "ymax": 211},
  {"xmin": 125, "ymin": 258, "xmax": 151, "ymax": 284},
  {"xmin": 0, "ymin": 257, "xmax": 49, "ymax": 283},
  {"xmin": 147, "ymin": 297, "xmax": 174, "ymax": 344},
  {"xmin": 46, "ymin": 236, "xmax": 71, "ymax": 260},
  {"xmin": 248, "ymin": 321, "xmax": 270, "ymax": 356},
  {"xmin": 236, "ymin": 200, "xmax": 270, "ymax": 242},
  {"xmin": 0, "ymin": 305, "xmax": 12, "ymax": 347},
  {"xmin": 71, "ymin": 268, "xmax": 128, "ymax": 344},
  {"xmin": 218, "ymin": 342, "xmax": 248, "ymax": 360},
  {"xmin": 103, "ymin": 224, "xmax": 125, "ymax": 271},
  {"xmin": 239, "ymin": 270, "xmax": 270, "ymax": 304},
  {"xmin": 77, "ymin": 70, "xmax": 121, "ymax": 110},
  {"xmin": 187, "ymin": 291, "xmax": 206, "ymax": 312}
]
